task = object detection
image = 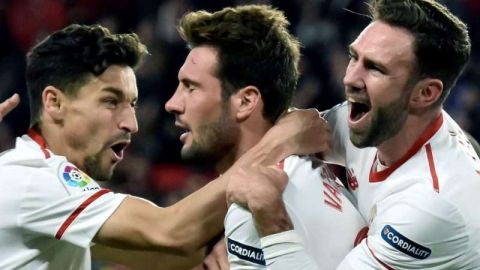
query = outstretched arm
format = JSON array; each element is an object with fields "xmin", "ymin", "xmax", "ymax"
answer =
[
  {"xmin": 91, "ymin": 243, "xmax": 206, "ymax": 270},
  {"xmin": 0, "ymin": 93, "xmax": 20, "ymax": 122},
  {"xmin": 94, "ymin": 108, "xmax": 328, "ymax": 255}
]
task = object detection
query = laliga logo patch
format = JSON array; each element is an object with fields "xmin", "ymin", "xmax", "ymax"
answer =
[
  {"xmin": 62, "ymin": 164, "xmax": 92, "ymax": 188},
  {"xmin": 227, "ymin": 238, "xmax": 265, "ymax": 266},
  {"xmin": 381, "ymin": 225, "xmax": 431, "ymax": 259}
]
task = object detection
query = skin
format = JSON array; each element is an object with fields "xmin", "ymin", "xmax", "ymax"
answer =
[
  {"xmin": 40, "ymin": 65, "xmax": 138, "ymax": 180},
  {"xmin": 344, "ymin": 21, "xmax": 443, "ymax": 165},
  {"xmin": 165, "ymin": 46, "xmax": 241, "ymax": 171},
  {"xmin": 0, "ymin": 93, "xmax": 20, "ymax": 122}
]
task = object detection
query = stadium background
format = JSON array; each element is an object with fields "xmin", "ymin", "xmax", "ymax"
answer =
[{"xmin": 0, "ymin": 0, "xmax": 478, "ymax": 268}]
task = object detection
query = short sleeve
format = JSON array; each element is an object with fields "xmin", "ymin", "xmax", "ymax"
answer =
[
  {"xmin": 17, "ymin": 167, "xmax": 127, "ymax": 248},
  {"xmin": 338, "ymin": 186, "xmax": 471, "ymax": 269}
]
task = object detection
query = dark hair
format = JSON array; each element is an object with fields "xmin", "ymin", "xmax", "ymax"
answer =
[
  {"xmin": 369, "ymin": 0, "xmax": 471, "ymax": 105},
  {"xmin": 178, "ymin": 5, "xmax": 301, "ymax": 123},
  {"xmin": 26, "ymin": 24, "xmax": 148, "ymax": 126}
]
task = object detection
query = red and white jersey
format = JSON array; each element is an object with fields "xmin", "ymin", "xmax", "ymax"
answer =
[
  {"xmin": 0, "ymin": 131, "xmax": 126, "ymax": 270},
  {"xmin": 225, "ymin": 155, "xmax": 367, "ymax": 269},
  {"xmin": 324, "ymin": 102, "xmax": 480, "ymax": 269}
]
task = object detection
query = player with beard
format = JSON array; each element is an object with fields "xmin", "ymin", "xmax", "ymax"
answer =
[
  {"xmin": 166, "ymin": 5, "xmax": 367, "ymax": 269},
  {"xmin": 0, "ymin": 24, "xmax": 330, "ymax": 270},
  {"xmin": 228, "ymin": 0, "xmax": 480, "ymax": 269}
]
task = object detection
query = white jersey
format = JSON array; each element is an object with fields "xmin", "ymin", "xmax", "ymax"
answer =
[
  {"xmin": 324, "ymin": 103, "xmax": 480, "ymax": 269},
  {"xmin": 0, "ymin": 131, "xmax": 127, "ymax": 270},
  {"xmin": 225, "ymin": 155, "xmax": 367, "ymax": 269}
]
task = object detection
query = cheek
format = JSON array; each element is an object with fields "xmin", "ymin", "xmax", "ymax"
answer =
[{"xmin": 189, "ymin": 101, "xmax": 224, "ymax": 125}]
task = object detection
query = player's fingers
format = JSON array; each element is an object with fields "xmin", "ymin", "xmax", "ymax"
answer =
[
  {"xmin": 264, "ymin": 165, "xmax": 289, "ymax": 191},
  {"xmin": 0, "ymin": 93, "xmax": 20, "ymax": 121},
  {"xmin": 202, "ymin": 255, "xmax": 221, "ymax": 270},
  {"xmin": 212, "ymin": 239, "xmax": 229, "ymax": 269}
]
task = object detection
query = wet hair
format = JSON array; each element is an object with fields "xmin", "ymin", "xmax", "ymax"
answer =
[
  {"xmin": 26, "ymin": 24, "xmax": 148, "ymax": 126},
  {"xmin": 369, "ymin": 0, "xmax": 471, "ymax": 105},
  {"xmin": 178, "ymin": 5, "xmax": 301, "ymax": 123}
]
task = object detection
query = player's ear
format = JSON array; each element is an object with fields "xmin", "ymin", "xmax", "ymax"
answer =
[
  {"xmin": 42, "ymin": 86, "xmax": 68, "ymax": 122},
  {"xmin": 233, "ymin": 85, "xmax": 261, "ymax": 121},
  {"xmin": 410, "ymin": 78, "xmax": 443, "ymax": 109}
]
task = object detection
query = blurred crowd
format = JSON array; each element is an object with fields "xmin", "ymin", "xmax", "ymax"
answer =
[{"xmin": 0, "ymin": 0, "xmax": 479, "ymax": 228}]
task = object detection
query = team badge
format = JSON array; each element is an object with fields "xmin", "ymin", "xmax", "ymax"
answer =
[
  {"xmin": 381, "ymin": 225, "xmax": 431, "ymax": 259},
  {"xmin": 61, "ymin": 164, "xmax": 92, "ymax": 188}
]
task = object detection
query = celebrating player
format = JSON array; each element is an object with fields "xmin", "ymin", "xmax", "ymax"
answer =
[
  {"xmin": 0, "ymin": 23, "xmax": 328, "ymax": 269},
  {"xmin": 229, "ymin": 0, "xmax": 480, "ymax": 269},
  {"xmin": 166, "ymin": 5, "xmax": 366, "ymax": 269}
]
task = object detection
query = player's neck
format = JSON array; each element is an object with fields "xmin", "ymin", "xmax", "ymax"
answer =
[
  {"xmin": 37, "ymin": 122, "xmax": 85, "ymax": 170},
  {"xmin": 216, "ymin": 119, "xmax": 272, "ymax": 174},
  {"xmin": 377, "ymin": 109, "xmax": 441, "ymax": 166}
]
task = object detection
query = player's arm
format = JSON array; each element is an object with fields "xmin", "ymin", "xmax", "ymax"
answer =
[
  {"xmin": 94, "ymin": 108, "xmax": 330, "ymax": 255},
  {"xmin": 265, "ymin": 108, "xmax": 331, "ymax": 163},
  {"xmin": 227, "ymin": 165, "xmax": 319, "ymax": 270},
  {"xmin": 91, "ymin": 243, "xmax": 206, "ymax": 270},
  {"xmin": 0, "ymin": 93, "xmax": 20, "ymax": 122}
]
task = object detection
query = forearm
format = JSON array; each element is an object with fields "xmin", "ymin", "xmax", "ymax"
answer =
[
  {"xmin": 167, "ymin": 177, "xmax": 228, "ymax": 253},
  {"xmin": 92, "ymin": 243, "xmax": 206, "ymax": 270}
]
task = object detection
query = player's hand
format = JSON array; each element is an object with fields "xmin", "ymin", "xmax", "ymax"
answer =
[
  {"xmin": 226, "ymin": 164, "xmax": 293, "ymax": 236},
  {"xmin": 266, "ymin": 108, "xmax": 331, "ymax": 158},
  {"xmin": 191, "ymin": 238, "xmax": 229, "ymax": 270},
  {"xmin": 0, "ymin": 93, "xmax": 20, "ymax": 122}
]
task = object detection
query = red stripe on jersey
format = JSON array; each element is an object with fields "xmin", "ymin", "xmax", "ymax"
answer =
[
  {"xmin": 354, "ymin": 226, "xmax": 369, "ymax": 247},
  {"xmin": 27, "ymin": 129, "xmax": 51, "ymax": 159},
  {"xmin": 425, "ymin": 144, "xmax": 439, "ymax": 193},
  {"xmin": 369, "ymin": 114, "xmax": 443, "ymax": 182},
  {"xmin": 55, "ymin": 189, "xmax": 111, "ymax": 240},
  {"xmin": 366, "ymin": 239, "xmax": 395, "ymax": 270}
]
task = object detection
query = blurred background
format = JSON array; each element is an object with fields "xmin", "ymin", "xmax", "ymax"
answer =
[{"xmin": 0, "ymin": 0, "xmax": 478, "ymax": 268}]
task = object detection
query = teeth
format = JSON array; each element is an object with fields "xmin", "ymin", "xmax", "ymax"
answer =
[{"xmin": 348, "ymin": 97, "xmax": 357, "ymax": 103}]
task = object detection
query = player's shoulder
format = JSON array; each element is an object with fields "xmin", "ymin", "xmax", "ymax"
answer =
[
  {"xmin": 368, "ymin": 184, "xmax": 476, "ymax": 267},
  {"xmin": 0, "ymin": 135, "xmax": 50, "ymax": 166},
  {"xmin": 374, "ymin": 183, "xmax": 466, "ymax": 239}
]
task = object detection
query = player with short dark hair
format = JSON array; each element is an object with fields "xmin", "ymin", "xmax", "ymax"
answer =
[
  {"xmin": 167, "ymin": 5, "xmax": 366, "ymax": 269},
  {"xmin": 0, "ymin": 23, "xmax": 328, "ymax": 269}
]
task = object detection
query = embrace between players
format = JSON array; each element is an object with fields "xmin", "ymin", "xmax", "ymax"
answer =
[{"xmin": 1, "ymin": 0, "xmax": 479, "ymax": 269}]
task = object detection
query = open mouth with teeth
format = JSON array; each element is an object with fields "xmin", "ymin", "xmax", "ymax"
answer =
[
  {"xmin": 111, "ymin": 142, "xmax": 128, "ymax": 159},
  {"xmin": 349, "ymin": 100, "xmax": 371, "ymax": 122}
]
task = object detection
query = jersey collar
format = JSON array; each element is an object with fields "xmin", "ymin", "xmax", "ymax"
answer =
[
  {"xmin": 27, "ymin": 128, "xmax": 51, "ymax": 159},
  {"xmin": 369, "ymin": 113, "xmax": 444, "ymax": 182}
]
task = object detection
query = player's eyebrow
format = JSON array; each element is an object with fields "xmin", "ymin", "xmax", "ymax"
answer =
[
  {"xmin": 101, "ymin": 87, "xmax": 137, "ymax": 103},
  {"xmin": 180, "ymin": 78, "xmax": 201, "ymax": 88}
]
